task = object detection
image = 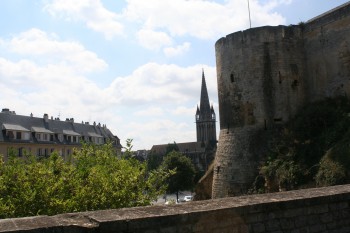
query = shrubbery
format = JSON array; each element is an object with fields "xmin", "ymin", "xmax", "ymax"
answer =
[
  {"xmin": 0, "ymin": 143, "xmax": 171, "ymax": 219},
  {"xmin": 254, "ymin": 97, "xmax": 350, "ymax": 193}
]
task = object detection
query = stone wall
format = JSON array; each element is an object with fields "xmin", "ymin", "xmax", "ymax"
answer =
[
  {"xmin": 1, "ymin": 185, "xmax": 350, "ymax": 233},
  {"xmin": 212, "ymin": 2, "xmax": 350, "ymax": 198}
]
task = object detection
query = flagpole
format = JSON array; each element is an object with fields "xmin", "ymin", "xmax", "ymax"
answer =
[{"xmin": 247, "ymin": 0, "xmax": 252, "ymax": 28}]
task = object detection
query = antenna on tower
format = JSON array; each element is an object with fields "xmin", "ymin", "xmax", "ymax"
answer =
[{"xmin": 247, "ymin": 0, "xmax": 252, "ymax": 28}]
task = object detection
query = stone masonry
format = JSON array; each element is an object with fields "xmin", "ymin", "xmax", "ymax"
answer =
[
  {"xmin": 1, "ymin": 184, "xmax": 350, "ymax": 233},
  {"xmin": 212, "ymin": 2, "xmax": 350, "ymax": 198}
]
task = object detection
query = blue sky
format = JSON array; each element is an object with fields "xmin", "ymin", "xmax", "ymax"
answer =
[{"xmin": 0, "ymin": 0, "xmax": 348, "ymax": 150}]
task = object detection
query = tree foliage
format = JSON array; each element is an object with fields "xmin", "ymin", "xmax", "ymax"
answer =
[
  {"xmin": 161, "ymin": 151, "xmax": 195, "ymax": 196},
  {"xmin": 0, "ymin": 142, "xmax": 171, "ymax": 219},
  {"xmin": 165, "ymin": 142, "xmax": 179, "ymax": 155},
  {"xmin": 146, "ymin": 152, "xmax": 163, "ymax": 172}
]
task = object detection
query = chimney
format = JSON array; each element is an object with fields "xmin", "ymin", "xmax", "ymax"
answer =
[
  {"xmin": 1, "ymin": 108, "xmax": 15, "ymax": 114},
  {"xmin": 70, "ymin": 118, "xmax": 74, "ymax": 123},
  {"xmin": 43, "ymin": 113, "xmax": 49, "ymax": 123},
  {"xmin": 85, "ymin": 122, "xmax": 89, "ymax": 125}
]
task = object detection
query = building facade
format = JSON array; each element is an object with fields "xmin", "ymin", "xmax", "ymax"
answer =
[{"xmin": 0, "ymin": 108, "xmax": 122, "ymax": 160}]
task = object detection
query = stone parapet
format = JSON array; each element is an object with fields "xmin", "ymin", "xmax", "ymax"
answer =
[{"xmin": 1, "ymin": 185, "xmax": 350, "ymax": 232}]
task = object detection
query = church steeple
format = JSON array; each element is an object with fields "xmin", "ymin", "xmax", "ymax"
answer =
[
  {"xmin": 199, "ymin": 69, "xmax": 211, "ymax": 120},
  {"xmin": 195, "ymin": 69, "xmax": 217, "ymax": 145}
]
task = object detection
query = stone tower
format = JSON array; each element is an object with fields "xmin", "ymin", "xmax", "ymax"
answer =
[
  {"xmin": 212, "ymin": 2, "xmax": 350, "ymax": 198},
  {"xmin": 196, "ymin": 70, "xmax": 217, "ymax": 146}
]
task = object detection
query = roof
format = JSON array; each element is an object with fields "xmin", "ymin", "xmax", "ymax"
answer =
[
  {"xmin": 150, "ymin": 141, "xmax": 206, "ymax": 155},
  {"xmin": 0, "ymin": 110, "xmax": 121, "ymax": 147},
  {"xmin": 2, "ymin": 124, "xmax": 30, "ymax": 132},
  {"xmin": 87, "ymin": 132, "xmax": 103, "ymax": 138},
  {"xmin": 62, "ymin": 130, "xmax": 81, "ymax": 136},
  {"xmin": 31, "ymin": 127, "xmax": 54, "ymax": 134}
]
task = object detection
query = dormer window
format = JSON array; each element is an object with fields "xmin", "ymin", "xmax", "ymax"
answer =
[
  {"xmin": 32, "ymin": 127, "xmax": 54, "ymax": 141},
  {"xmin": 7, "ymin": 131, "xmax": 14, "ymax": 139},
  {"xmin": 62, "ymin": 130, "xmax": 81, "ymax": 143},
  {"xmin": 3, "ymin": 124, "xmax": 30, "ymax": 140}
]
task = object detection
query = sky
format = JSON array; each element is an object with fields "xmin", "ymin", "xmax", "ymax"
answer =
[{"xmin": 0, "ymin": 0, "xmax": 348, "ymax": 150}]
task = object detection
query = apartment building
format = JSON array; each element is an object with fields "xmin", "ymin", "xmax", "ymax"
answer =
[{"xmin": 0, "ymin": 108, "xmax": 122, "ymax": 160}]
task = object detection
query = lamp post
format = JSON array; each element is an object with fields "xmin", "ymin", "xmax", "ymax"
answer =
[{"xmin": 247, "ymin": 0, "xmax": 252, "ymax": 28}]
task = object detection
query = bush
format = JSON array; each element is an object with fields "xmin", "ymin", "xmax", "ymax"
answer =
[
  {"xmin": 0, "ymin": 143, "xmax": 171, "ymax": 219},
  {"xmin": 315, "ymin": 155, "xmax": 346, "ymax": 187}
]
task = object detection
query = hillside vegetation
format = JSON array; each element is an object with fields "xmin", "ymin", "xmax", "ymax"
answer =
[{"xmin": 253, "ymin": 97, "xmax": 350, "ymax": 193}]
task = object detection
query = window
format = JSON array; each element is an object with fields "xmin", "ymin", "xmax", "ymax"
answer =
[
  {"xmin": 16, "ymin": 132, "xmax": 22, "ymax": 140},
  {"xmin": 7, "ymin": 131, "xmax": 14, "ymax": 139},
  {"xmin": 37, "ymin": 148, "xmax": 43, "ymax": 156},
  {"xmin": 67, "ymin": 149, "xmax": 71, "ymax": 156},
  {"xmin": 36, "ymin": 133, "xmax": 41, "ymax": 140},
  {"xmin": 67, "ymin": 136, "xmax": 72, "ymax": 142},
  {"xmin": 230, "ymin": 73, "xmax": 235, "ymax": 82},
  {"xmin": 43, "ymin": 134, "xmax": 48, "ymax": 141},
  {"xmin": 73, "ymin": 136, "xmax": 77, "ymax": 143},
  {"xmin": 50, "ymin": 135, "xmax": 54, "ymax": 141},
  {"xmin": 44, "ymin": 148, "xmax": 49, "ymax": 157}
]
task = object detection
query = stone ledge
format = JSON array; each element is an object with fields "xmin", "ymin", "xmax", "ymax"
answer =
[{"xmin": 0, "ymin": 184, "xmax": 349, "ymax": 233}]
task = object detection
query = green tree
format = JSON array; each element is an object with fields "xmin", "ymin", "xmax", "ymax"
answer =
[
  {"xmin": 161, "ymin": 151, "xmax": 196, "ymax": 202},
  {"xmin": 146, "ymin": 152, "xmax": 163, "ymax": 171},
  {"xmin": 122, "ymin": 138, "xmax": 133, "ymax": 159},
  {"xmin": 165, "ymin": 141, "xmax": 179, "ymax": 155},
  {"xmin": 0, "ymin": 142, "xmax": 171, "ymax": 219}
]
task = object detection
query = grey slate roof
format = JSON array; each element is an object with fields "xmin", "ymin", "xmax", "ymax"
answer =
[
  {"xmin": 2, "ymin": 124, "xmax": 30, "ymax": 132},
  {"xmin": 0, "ymin": 110, "xmax": 121, "ymax": 148},
  {"xmin": 150, "ymin": 142, "xmax": 206, "ymax": 155}
]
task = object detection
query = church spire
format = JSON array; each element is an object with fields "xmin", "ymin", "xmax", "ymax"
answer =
[
  {"xmin": 196, "ymin": 69, "xmax": 217, "ymax": 144},
  {"xmin": 199, "ymin": 69, "xmax": 211, "ymax": 120}
]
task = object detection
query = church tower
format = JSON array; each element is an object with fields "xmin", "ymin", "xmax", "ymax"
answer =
[{"xmin": 196, "ymin": 70, "xmax": 217, "ymax": 145}]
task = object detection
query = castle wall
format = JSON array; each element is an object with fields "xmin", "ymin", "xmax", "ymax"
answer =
[
  {"xmin": 213, "ymin": 2, "xmax": 350, "ymax": 198},
  {"xmin": 1, "ymin": 185, "xmax": 350, "ymax": 233},
  {"xmin": 304, "ymin": 4, "xmax": 350, "ymax": 101}
]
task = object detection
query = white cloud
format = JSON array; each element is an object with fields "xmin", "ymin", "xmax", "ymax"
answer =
[
  {"xmin": 137, "ymin": 29, "xmax": 173, "ymax": 50},
  {"xmin": 163, "ymin": 42, "xmax": 190, "ymax": 57},
  {"xmin": 43, "ymin": 0, "xmax": 124, "ymax": 39},
  {"xmin": 134, "ymin": 107, "xmax": 165, "ymax": 117},
  {"xmin": 106, "ymin": 63, "xmax": 217, "ymax": 106},
  {"xmin": 0, "ymin": 28, "xmax": 113, "ymax": 125},
  {"xmin": 4, "ymin": 28, "xmax": 107, "ymax": 74},
  {"xmin": 124, "ymin": 0, "xmax": 288, "ymax": 40},
  {"xmin": 171, "ymin": 106, "xmax": 197, "ymax": 116},
  {"xmin": 124, "ymin": 120, "xmax": 196, "ymax": 149}
]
